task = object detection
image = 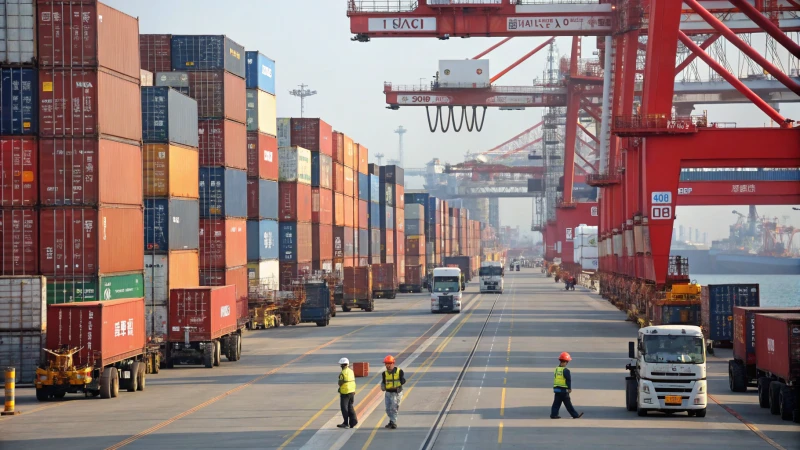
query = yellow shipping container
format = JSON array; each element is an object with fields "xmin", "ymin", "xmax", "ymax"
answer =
[{"xmin": 143, "ymin": 143, "xmax": 199, "ymax": 198}]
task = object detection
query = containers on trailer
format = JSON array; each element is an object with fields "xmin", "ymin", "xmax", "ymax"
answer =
[
  {"xmin": 247, "ymin": 219, "xmax": 279, "ymax": 261},
  {"xmin": 143, "ymin": 143, "xmax": 199, "ymax": 199},
  {"xmin": 46, "ymin": 273, "xmax": 144, "ymax": 304},
  {"xmin": 199, "ymin": 218, "xmax": 246, "ymax": 269},
  {"xmin": 170, "ymin": 35, "xmax": 245, "ymax": 78},
  {"xmin": 279, "ymin": 222, "xmax": 312, "ymax": 262},
  {"xmin": 186, "ymin": 71, "xmax": 246, "ymax": 123},
  {"xmin": 301, "ymin": 281, "xmax": 331, "ymax": 326},
  {"xmin": 754, "ymin": 313, "xmax": 800, "ymax": 381},
  {"xmin": 0, "ymin": 276, "xmax": 46, "ymax": 331},
  {"xmin": 0, "ymin": 137, "xmax": 37, "ymax": 206},
  {"xmin": 199, "ymin": 167, "xmax": 247, "ymax": 218},
  {"xmin": 342, "ymin": 266, "xmax": 373, "ymax": 312},
  {"xmin": 247, "ymin": 132, "xmax": 278, "ymax": 180},
  {"xmin": 198, "ymin": 118, "xmax": 247, "ymax": 169},
  {"xmin": 371, "ymin": 263, "xmax": 397, "ymax": 298},
  {"xmin": 144, "ymin": 198, "xmax": 200, "ymax": 252},
  {"xmin": 401, "ymin": 265, "xmax": 424, "ymax": 293},
  {"xmin": 244, "ymin": 51, "xmax": 276, "ymax": 95},
  {"xmin": 279, "ymin": 182, "xmax": 312, "ymax": 223},
  {"xmin": 141, "ymin": 87, "xmax": 199, "ymax": 147},
  {"xmin": 245, "ymin": 89, "xmax": 276, "ymax": 135},
  {"xmin": 39, "ymin": 207, "xmax": 144, "ymax": 276},
  {"xmin": 247, "ymin": 178, "xmax": 278, "ymax": 220},
  {"xmin": 1, "ymin": 67, "xmax": 37, "ymax": 134},
  {"xmin": 290, "ymin": 118, "xmax": 332, "ymax": 156},
  {"xmin": 139, "ymin": 34, "xmax": 172, "ymax": 74},
  {"xmin": 701, "ymin": 284, "xmax": 760, "ymax": 343},
  {"xmin": 46, "ymin": 297, "xmax": 146, "ymax": 368},
  {"xmin": 0, "ymin": 0, "xmax": 35, "ymax": 65},
  {"xmin": 278, "ymin": 146, "xmax": 311, "ymax": 184}
]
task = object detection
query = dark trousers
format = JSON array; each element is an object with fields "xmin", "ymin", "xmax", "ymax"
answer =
[
  {"xmin": 340, "ymin": 393, "xmax": 357, "ymax": 426},
  {"xmin": 551, "ymin": 390, "xmax": 579, "ymax": 418}
]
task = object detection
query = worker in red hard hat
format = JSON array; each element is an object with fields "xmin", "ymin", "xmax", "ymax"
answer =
[
  {"xmin": 550, "ymin": 352, "xmax": 584, "ymax": 419},
  {"xmin": 381, "ymin": 355, "xmax": 406, "ymax": 429}
]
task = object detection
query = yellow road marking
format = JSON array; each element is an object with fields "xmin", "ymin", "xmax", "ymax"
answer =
[
  {"xmin": 498, "ymin": 422, "xmax": 504, "ymax": 444},
  {"xmin": 500, "ymin": 387, "xmax": 506, "ymax": 416},
  {"xmin": 708, "ymin": 394, "xmax": 786, "ymax": 450}
]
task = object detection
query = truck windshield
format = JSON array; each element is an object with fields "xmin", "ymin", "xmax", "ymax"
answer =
[
  {"xmin": 642, "ymin": 335, "xmax": 705, "ymax": 364},
  {"xmin": 479, "ymin": 267, "xmax": 503, "ymax": 276},
  {"xmin": 433, "ymin": 276, "xmax": 460, "ymax": 292}
]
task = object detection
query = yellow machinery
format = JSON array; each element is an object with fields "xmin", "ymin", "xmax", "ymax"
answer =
[
  {"xmin": 665, "ymin": 283, "xmax": 702, "ymax": 301},
  {"xmin": 35, "ymin": 347, "xmax": 94, "ymax": 401},
  {"xmin": 249, "ymin": 305, "xmax": 281, "ymax": 329}
]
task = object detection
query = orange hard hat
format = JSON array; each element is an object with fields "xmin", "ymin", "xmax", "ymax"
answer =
[
  {"xmin": 559, "ymin": 352, "xmax": 572, "ymax": 362},
  {"xmin": 383, "ymin": 355, "xmax": 395, "ymax": 364}
]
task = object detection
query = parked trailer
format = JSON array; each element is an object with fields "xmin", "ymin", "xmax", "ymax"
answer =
[
  {"xmin": 728, "ymin": 307, "xmax": 800, "ymax": 392},
  {"xmin": 701, "ymin": 284, "xmax": 759, "ymax": 354},
  {"xmin": 754, "ymin": 313, "xmax": 800, "ymax": 423},
  {"xmin": 342, "ymin": 266, "xmax": 373, "ymax": 312},
  {"xmin": 301, "ymin": 281, "xmax": 332, "ymax": 326},
  {"xmin": 36, "ymin": 298, "xmax": 159, "ymax": 400},
  {"xmin": 372, "ymin": 263, "xmax": 397, "ymax": 299},
  {"xmin": 399, "ymin": 265, "xmax": 423, "ymax": 293},
  {"xmin": 166, "ymin": 286, "xmax": 244, "ymax": 368}
]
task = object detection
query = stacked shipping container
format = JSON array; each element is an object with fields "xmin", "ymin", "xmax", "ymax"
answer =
[
  {"xmin": 367, "ymin": 164, "xmax": 381, "ymax": 265},
  {"xmin": 330, "ymin": 130, "xmax": 355, "ymax": 275},
  {"xmin": 380, "ymin": 165, "xmax": 404, "ymax": 284},
  {"xmin": 355, "ymin": 143, "xmax": 369, "ymax": 267},
  {"xmin": 403, "ymin": 203, "xmax": 425, "ymax": 291}
]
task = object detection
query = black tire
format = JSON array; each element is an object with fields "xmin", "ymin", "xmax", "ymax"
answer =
[
  {"xmin": 757, "ymin": 377, "xmax": 771, "ymax": 408},
  {"xmin": 729, "ymin": 360, "xmax": 747, "ymax": 393},
  {"xmin": 227, "ymin": 335, "xmax": 240, "ymax": 362},
  {"xmin": 331, "ymin": 308, "xmax": 336, "ymax": 318},
  {"xmin": 769, "ymin": 381, "xmax": 782, "ymax": 415},
  {"xmin": 626, "ymin": 379, "xmax": 637, "ymax": 412},
  {"xmin": 365, "ymin": 301, "xmax": 374, "ymax": 312},
  {"xmin": 127, "ymin": 363, "xmax": 139, "ymax": 392},
  {"xmin": 794, "ymin": 408, "xmax": 800, "ymax": 424},
  {"xmin": 204, "ymin": 344, "xmax": 214, "ymax": 368},
  {"xmin": 54, "ymin": 391, "xmax": 66, "ymax": 399},
  {"xmin": 213, "ymin": 341, "xmax": 221, "ymax": 367},
  {"xmin": 111, "ymin": 369, "xmax": 119, "ymax": 398},
  {"xmin": 153, "ymin": 355, "xmax": 160, "ymax": 374},
  {"xmin": 316, "ymin": 321, "xmax": 325, "ymax": 327},
  {"xmin": 342, "ymin": 304, "xmax": 351, "ymax": 312},
  {"xmin": 778, "ymin": 384, "xmax": 796, "ymax": 421},
  {"xmin": 100, "ymin": 367, "xmax": 115, "ymax": 399},
  {"xmin": 237, "ymin": 333, "xmax": 242, "ymax": 360},
  {"xmin": 695, "ymin": 408, "xmax": 707, "ymax": 418},
  {"xmin": 35, "ymin": 388, "xmax": 49, "ymax": 402},
  {"xmin": 137, "ymin": 363, "xmax": 146, "ymax": 391},
  {"xmin": 637, "ymin": 405, "xmax": 647, "ymax": 417},
  {"xmin": 687, "ymin": 410, "xmax": 696, "ymax": 417}
]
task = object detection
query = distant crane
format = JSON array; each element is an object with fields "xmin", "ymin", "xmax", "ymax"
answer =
[
  {"xmin": 375, "ymin": 153, "xmax": 385, "ymax": 165},
  {"xmin": 394, "ymin": 126, "xmax": 407, "ymax": 168},
  {"xmin": 289, "ymin": 83, "xmax": 317, "ymax": 118}
]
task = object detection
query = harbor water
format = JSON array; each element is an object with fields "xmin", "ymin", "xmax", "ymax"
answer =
[{"xmin": 692, "ymin": 274, "xmax": 800, "ymax": 307}]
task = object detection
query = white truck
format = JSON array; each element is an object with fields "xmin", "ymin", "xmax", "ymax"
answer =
[
  {"xmin": 430, "ymin": 267, "xmax": 462, "ymax": 313},
  {"xmin": 625, "ymin": 325, "xmax": 708, "ymax": 417},
  {"xmin": 479, "ymin": 261, "xmax": 504, "ymax": 294}
]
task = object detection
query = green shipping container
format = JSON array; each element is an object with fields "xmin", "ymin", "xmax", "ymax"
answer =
[{"xmin": 47, "ymin": 274, "xmax": 145, "ymax": 304}]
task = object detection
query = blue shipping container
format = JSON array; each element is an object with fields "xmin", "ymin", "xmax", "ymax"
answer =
[
  {"xmin": 311, "ymin": 152, "xmax": 332, "ymax": 189},
  {"xmin": 248, "ymin": 179, "xmax": 279, "ymax": 220},
  {"xmin": 171, "ymin": 35, "xmax": 246, "ymax": 78},
  {"xmin": 245, "ymin": 51, "xmax": 276, "ymax": 95},
  {"xmin": 358, "ymin": 173, "xmax": 369, "ymax": 201},
  {"xmin": 359, "ymin": 229, "xmax": 369, "ymax": 257},
  {"xmin": 199, "ymin": 167, "xmax": 248, "ymax": 218},
  {"xmin": 427, "ymin": 197, "xmax": 440, "ymax": 224},
  {"xmin": 370, "ymin": 175, "xmax": 380, "ymax": 204},
  {"xmin": 703, "ymin": 284, "xmax": 760, "ymax": 341},
  {"xmin": 141, "ymin": 87, "xmax": 199, "ymax": 147},
  {"xmin": 279, "ymin": 222, "xmax": 308, "ymax": 262},
  {"xmin": 370, "ymin": 203, "xmax": 380, "ymax": 229},
  {"xmin": 381, "ymin": 204, "xmax": 395, "ymax": 230},
  {"xmin": 247, "ymin": 219, "xmax": 279, "ymax": 261},
  {"xmin": 1, "ymin": 68, "xmax": 37, "ymax": 135},
  {"xmin": 144, "ymin": 198, "xmax": 200, "ymax": 252}
]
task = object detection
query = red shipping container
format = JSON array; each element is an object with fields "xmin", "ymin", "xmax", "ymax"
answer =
[
  {"xmin": 395, "ymin": 231, "xmax": 405, "ymax": 256},
  {"xmin": 279, "ymin": 261, "xmax": 312, "ymax": 289},
  {"xmin": 733, "ymin": 307, "xmax": 800, "ymax": 366},
  {"xmin": 372, "ymin": 263, "xmax": 397, "ymax": 292},
  {"xmin": 343, "ymin": 135, "xmax": 355, "ymax": 169},
  {"xmin": 396, "ymin": 185, "xmax": 405, "ymax": 209},
  {"xmin": 39, "ymin": 138, "xmax": 143, "ymax": 206},
  {"xmin": 279, "ymin": 182, "xmax": 312, "ymax": 223},
  {"xmin": 290, "ymin": 118, "xmax": 332, "ymax": 157},
  {"xmin": 406, "ymin": 255, "xmax": 426, "ymax": 267},
  {"xmin": 356, "ymin": 144, "xmax": 369, "ymax": 175},
  {"xmin": 381, "ymin": 231, "xmax": 394, "ymax": 259},
  {"xmin": 246, "ymin": 132, "xmax": 278, "ymax": 180},
  {"xmin": 396, "ymin": 208, "xmax": 405, "ymax": 233},
  {"xmin": 39, "ymin": 206, "xmax": 144, "ymax": 276},
  {"xmin": 246, "ymin": 179, "xmax": 275, "ymax": 220},
  {"xmin": 39, "ymin": 69, "xmax": 142, "ymax": 141},
  {"xmin": 344, "ymin": 195, "xmax": 354, "ymax": 228},
  {"xmin": 200, "ymin": 266, "xmax": 249, "ymax": 310},
  {"xmin": 333, "ymin": 192, "xmax": 345, "ymax": 227},
  {"xmin": 188, "ymin": 71, "xmax": 246, "ymax": 123},
  {"xmin": 37, "ymin": 2, "xmax": 141, "ymax": 80},
  {"xmin": 343, "ymin": 257, "xmax": 355, "ymax": 268},
  {"xmin": 344, "ymin": 167, "xmax": 355, "ymax": 197},
  {"xmin": 0, "ymin": 209, "xmax": 37, "ymax": 275},
  {"xmin": 312, "ymin": 187, "xmax": 333, "ymax": 225},
  {"xmin": 332, "ymin": 131, "xmax": 344, "ymax": 164},
  {"xmin": 332, "ymin": 162, "xmax": 344, "ymax": 194},
  {"xmin": 405, "ymin": 265, "xmax": 423, "ymax": 288},
  {"xmin": 140, "ymin": 34, "xmax": 172, "ymax": 74},
  {"xmin": 358, "ymin": 200, "xmax": 368, "ymax": 230},
  {"xmin": 198, "ymin": 119, "xmax": 247, "ymax": 170},
  {"xmin": 47, "ymin": 297, "xmax": 146, "ymax": 368},
  {"xmin": 312, "ymin": 223, "xmax": 334, "ymax": 261},
  {"xmin": 754, "ymin": 313, "xmax": 800, "ymax": 381},
  {"xmin": 168, "ymin": 285, "xmax": 238, "ymax": 342},
  {"xmin": 0, "ymin": 137, "xmax": 37, "ymax": 207},
  {"xmin": 199, "ymin": 218, "xmax": 247, "ymax": 270},
  {"xmin": 405, "ymin": 236, "xmax": 423, "ymax": 256}
]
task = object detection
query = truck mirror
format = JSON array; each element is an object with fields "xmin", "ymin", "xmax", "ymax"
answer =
[{"xmin": 628, "ymin": 341, "xmax": 635, "ymax": 359}]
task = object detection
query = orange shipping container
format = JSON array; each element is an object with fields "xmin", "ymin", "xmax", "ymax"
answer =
[
  {"xmin": 333, "ymin": 162, "xmax": 345, "ymax": 194},
  {"xmin": 344, "ymin": 167, "xmax": 355, "ymax": 198},
  {"xmin": 344, "ymin": 195, "xmax": 355, "ymax": 228},
  {"xmin": 405, "ymin": 236, "xmax": 424, "ymax": 256},
  {"xmin": 334, "ymin": 192, "xmax": 345, "ymax": 227},
  {"xmin": 406, "ymin": 255, "xmax": 426, "ymax": 267},
  {"xmin": 358, "ymin": 200, "xmax": 368, "ymax": 230},
  {"xmin": 356, "ymin": 144, "xmax": 368, "ymax": 175},
  {"xmin": 332, "ymin": 131, "xmax": 345, "ymax": 165},
  {"xmin": 343, "ymin": 134, "xmax": 355, "ymax": 169},
  {"xmin": 166, "ymin": 250, "xmax": 200, "ymax": 291},
  {"xmin": 143, "ymin": 143, "xmax": 199, "ymax": 199}
]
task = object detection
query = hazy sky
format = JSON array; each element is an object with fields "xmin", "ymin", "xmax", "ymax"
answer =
[{"xmin": 107, "ymin": 0, "xmax": 800, "ymax": 242}]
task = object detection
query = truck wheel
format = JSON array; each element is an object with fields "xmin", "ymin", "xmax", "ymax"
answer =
[
  {"xmin": 342, "ymin": 304, "xmax": 351, "ymax": 312},
  {"xmin": 111, "ymin": 369, "xmax": 120, "ymax": 398},
  {"xmin": 137, "ymin": 364, "xmax": 146, "ymax": 391},
  {"xmin": 636, "ymin": 405, "xmax": 648, "ymax": 417},
  {"xmin": 779, "ymin": 384, "xmax": 796, "ymax": 421},
  {"xmin": 316, "ymin": 321, "xmax": 325, "ymax": 327},
  {"xmin": 36, "ymin": 387, "xmax": 50, "ymax": 402},
  {"xmin": 237, "ymin": 333, "xmax": 242, "ymax": 360},
  {"xmin": 331, "ymin": 308, "xmax": 336, "ymax": 318},
  {"xmin": 227, "ymin": 335, "xmax": 240, "ymax": 362},
  {"xmin": 728, "ymin": 360, "xmax": 747, "ymax": 392},
  {"xmin": 625, "ymin": 379, "xmax": 637, "ymax": 411},
  {"xmin": 757, "ymin": 377, "xmax": 771, "ymax": 408},
  {"xmin": 694, "ymin": 408, "xmax": 707, "ymax": 418},
  {"xmin": 213, "ymin": 341, "xmax": 221, "ymax": 367},
  {"xmin": 769, "ymin": 381, "xmax": 782, "ymax": 415},
  {"xmin": 204, "ymin": 344, "xmax": 214, "ymax": 368},
  {"xmin": 366, "ymin": 301, "xmax": 374, "ymax": 312},
  {"xmin": 54, "ymin": 391, "xmax": 66, "ymax": 399},
  {"xmin": 127, "ymin": 363, "xmax": 139, "ymax": 392},
  {"xmin": 100, "ymin": 367, "xmax": 115, "ymax": 399}
]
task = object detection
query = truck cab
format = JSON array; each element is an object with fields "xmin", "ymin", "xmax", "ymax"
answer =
[
  {"xmin": 626, "ymin": 325, "xmax": 708, "ymax": 417},
  {"xmin": 479, "ymin": 261, "xmax": 504, "ymax": 294},
  {"xmin": 431, "ymin": 267, "xmax": 462, "ymax": 313}
]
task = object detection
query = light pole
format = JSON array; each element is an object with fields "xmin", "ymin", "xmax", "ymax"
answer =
[{"xmin": 289, "ymin": 83, "xmax": 317, "ymax": 118}]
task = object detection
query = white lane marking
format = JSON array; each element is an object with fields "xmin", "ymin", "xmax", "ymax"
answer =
[{"xmin": 300, "ymin": 294, "xmax": 483, "ymax": 450}]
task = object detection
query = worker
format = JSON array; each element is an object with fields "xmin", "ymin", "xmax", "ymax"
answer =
[
  {"xmin": 381, "ymin": 355, "xmax": 406, "ymax": 429},
  {"xmin": 550, "ymin": 352, "xmax": 584, "ymax": 419},
  {"xmin": 337, "ymin": 357, "xmax": 358, "ymax": 428}
]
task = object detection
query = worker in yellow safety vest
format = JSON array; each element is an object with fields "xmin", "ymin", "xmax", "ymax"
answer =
[
  {"xmin": 381, "ymin": 355, "xmax": 406, "ymax": 429},
  {"xmin": 550, "ymin": 352, "xmax": 584, "ymax": 419},
  {"xmin": 337, "ymin": 357, "xmax": 358, "ymax": 428}
]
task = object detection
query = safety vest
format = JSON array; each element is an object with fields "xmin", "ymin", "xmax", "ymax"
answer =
[
  {"xmin": 339, "ymin": 367, "xmax": 356, "ymax": 394},
  {"xmin": 553, "ymin": 367, "xmax": 568, "ymax": 389},
  {"xmin": 384, "ymin": 368, "xmax": 401, "ymax": 391}
]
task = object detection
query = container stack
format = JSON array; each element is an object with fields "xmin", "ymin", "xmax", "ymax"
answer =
[
  {"xmin": 426, "ymin": 195, "xmax": 441, "ymax": 270},
  {"xmin": 38, "ymin": 2, "xmax": 144, "ymax": 303},
  {"xmin": 330, "ymin": 130, "xmax": 356, "ymax": 271},
  {"xmin": 573, "ymin": 224, "xmax": 599, "ymax": 272},
  {"xmin": 367, "ymin": 164, "xmax": 381, "ymax": 265},
  {"xmin": 0, "ymin": 0, "xmax": 37, "ymax": 278},
  {"xmin": 380, "ymin": 165, "xmax": 404, "ymax": 284},
  {"xmin": 277, "ymin": 143, "xmax": 312, "ymax": 289},
  {"xmin": 244, "ymin": 51, "xmax": 279, "ymax": 299},
  {"xmin": 403, "ymin": 203, "xmax": 425, "ymax": 291},
  {"xmin": 356, "ymin": 144, "xmax": 369, "ymax": 267},
  {"xmin": 141, "ymin": 85, "xmax": 201, "ymax": 338},
  {"xmin": 169, "ymin": 35, "xmax": 249, "ymax": 305},
  {"xmin": 0, "ymin": 277, "xmax": 46, "ymax": 384}
]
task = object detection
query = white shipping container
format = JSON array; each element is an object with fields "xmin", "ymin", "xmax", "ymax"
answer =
[
  {"xmin": 405, "ymin": 204, "xmax": 424, "ymax": 220},
  {"xmin": 278, "ymin": 146, "xmax": 312, "ymax": 185},
  {"xmin": 144, "ymin": 255, "xmax": 169, "ymax": 306},
  {"xmin": 248, "ymin": 259, "xmax": 280, "ymax": 294},
  {"xmin": 0, "ymin": 330, "xmax": 43, "ymax": 386},
  {"xmin": 145, "ymin": 304, "xmax": 168, "ymax": 339},
  {"xmin": 580, "ymin": 257, "xmax": 599, "ymax": 271},
  {"xmin": 277, "ymin": 117, "xmax": 291, "ymax": 147},
  {"xmin": 438, "ymin": 59, "xmax": 490, "ymax": 88},
  {"xmin": 575, "ymin": 224, "xmax": 598, "ymax": 247},
  {"xmin": 246, "ymin": 89, "xmax": 277, "ymax": 135},
  {"xmin": 574, "ymin": 245, "xmax": 599, "ymax": 263},
  {"xmin": 140, "ymin": 69, "xmax": 154, "ymax": 87},
  {"xmin": 320, "ymin": 261, "xmax": 333, "ymax": 273},
  {"xmin": 0, "ymin": 276, "xmax": 46, "ymax": 331},
  {"xmin": 0, "ymin": 0, "xmax": 36, "ymax": 65}
]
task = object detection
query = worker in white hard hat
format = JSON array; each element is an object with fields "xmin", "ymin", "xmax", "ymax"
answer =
[{"xmin": 337, "ymin": 357, "xmax": 358, "ymax": 428}]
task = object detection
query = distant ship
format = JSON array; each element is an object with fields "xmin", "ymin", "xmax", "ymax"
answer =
[{"xmin": 708, "ymin": 250, "xmax": 800, "ymax": 275}]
